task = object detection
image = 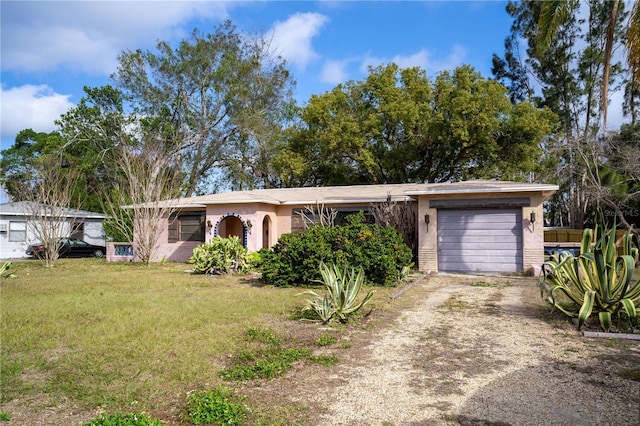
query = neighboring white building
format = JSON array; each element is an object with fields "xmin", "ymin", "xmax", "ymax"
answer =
[{"xmin": 0, "ymin": 202, "xmax": 108, "ymax": 260}]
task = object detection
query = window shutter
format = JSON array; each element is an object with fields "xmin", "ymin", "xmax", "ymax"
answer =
[{"xmin": 168, "ymin": 215, "xmax": 178, "ymax": 243}]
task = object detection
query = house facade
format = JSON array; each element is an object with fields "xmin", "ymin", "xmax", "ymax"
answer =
[
  {"xmin": 112, "ymin": 180, "xmax": 558, "ymax": 275},
  {"xmin": 0, "ymin": 202, "xmax": 108, "ymax": 260}
]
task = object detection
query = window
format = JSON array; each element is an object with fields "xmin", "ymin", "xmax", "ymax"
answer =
[
  {"xmin": 291, "ymin": 208, "xmax": 374, "ymax": 233},
  {"xmin": 168, "ymin": 212, "xmax": 205, "ymax": 242},
  {"xmin": 71, "ymin": 222, "xmax": 85, "ymax": 240},
  {"xmin": 9, "ymin": 221, "xmax": 26, "ymax": 242}
]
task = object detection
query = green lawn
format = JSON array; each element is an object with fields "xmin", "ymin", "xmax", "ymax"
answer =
[{"xmin": 1, "ymin": 259, "xmax": 382, "ymax": 418}]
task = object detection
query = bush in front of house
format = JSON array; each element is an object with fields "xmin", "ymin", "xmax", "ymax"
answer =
[
  {"xmin": 189, "ymin": 236, "xmax": 250, "ymax": 274},
  {"xmin": 260, "ymin": 212, "xmax": 413, "ymax": 287}
]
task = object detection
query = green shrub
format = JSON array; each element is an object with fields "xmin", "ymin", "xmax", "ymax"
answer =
[
  {"xmin": 81, "ymin": 413, "xmax": 164, "ymax": 426},
  {"xmin": 0, "ymin": 412, "xmax": 10, "ymax": 421},
  {"xmin": 300, "ymin": 262, "xmax": 374, "ymax": 324},
  {"xmin": 261, "ymin": 212, "xmax": 412, "ymax": 287},
  {"xmin": 246, "ymin": 250, "xmax": 264, "ymax": 270},
  {"xmin": 541, "ymin": 224, "xmax": 640, "ymax": 331},
  {"xmin": 189, "ymin": 236, "xmax": 249, "ymax": 275},
  {"xmin": 186, "ymin": 386, "xmax": 247, "ymax": 426}
]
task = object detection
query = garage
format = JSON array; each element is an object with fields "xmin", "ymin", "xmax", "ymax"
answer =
[{"xmin": 437, "ymin": 209, "xmax": 523, "ymax": 273}]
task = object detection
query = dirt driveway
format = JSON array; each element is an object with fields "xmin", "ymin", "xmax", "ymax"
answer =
[{"xmin": 249, "ymin": 273, "xmax": 640, "ymax": 425}]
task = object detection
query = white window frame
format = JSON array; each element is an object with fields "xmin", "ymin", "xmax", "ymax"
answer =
[{"xmin": 9, "ymin": 221, "xmax": 27, "ymax": 242}]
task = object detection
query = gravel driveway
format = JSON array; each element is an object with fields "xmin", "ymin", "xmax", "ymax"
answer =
[{"xmin": 298, "ymin": 273, "xmax": 640, "ymax": 425}]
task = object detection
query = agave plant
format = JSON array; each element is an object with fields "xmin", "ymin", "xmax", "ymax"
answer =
[
  {"xmin": 541, "ymin": 224, "xmax": 639, "ymax": 332},
  {"xmin": 0, "ymin": 261, "xmax": 16, "ymax": 279},
  {"xmin": 300, "ymin": 262, "xmax": 374, "ymax": 324}
]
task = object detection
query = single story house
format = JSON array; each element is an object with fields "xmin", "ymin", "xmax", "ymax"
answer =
[
  {"xmin": 0, "ymin": 202, "xmax": 108, "ymax": 260},
  {"xmin": 114, "ymin": 180, "xmax": 558, "ymax": 274}
]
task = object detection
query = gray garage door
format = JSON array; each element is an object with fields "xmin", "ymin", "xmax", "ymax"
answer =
[{"xmin": 437, "ymin": 209, "xmax": 523, "ymax": 273}]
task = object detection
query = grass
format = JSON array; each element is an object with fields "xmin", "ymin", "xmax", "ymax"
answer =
[
  {"xmin": 0, "ymin": 259, "xmax": 326, "ymax": 415},
  {"xmin": 1, "ymin": 258, "xmax": 397, "ymax": 422}
]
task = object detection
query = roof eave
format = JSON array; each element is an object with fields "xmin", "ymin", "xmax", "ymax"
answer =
[
  {"xmin": 193, "ymin": 199, "xmax": 280, "ymax": 206},
  {"xmin": 405, "ymin": 185, "xmax": 560, "ymax": 196},
  {"xmin": 280, "ymin": 196, "xmax": 415, "ymax": 205}
]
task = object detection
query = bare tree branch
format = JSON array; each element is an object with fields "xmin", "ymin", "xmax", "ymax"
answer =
[
  {"xmin": 17, "ymin": 154, "xmax": 80, "ymax": 267},
  {"xmin": 103, "ymin": 143, "xmax": 182, "ymax": 265}
]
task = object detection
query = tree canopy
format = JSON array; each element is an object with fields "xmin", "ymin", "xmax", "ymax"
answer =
[
  {"xmin": 111, "ymin": 20, "xmax": 295, "ymax": 195},
  {"xmin": 493, "ymin": 0, "xmax": 640, "ymax": 228},
  {"xmin": 278, "ymin": 64, "xmax": 556, "ymax": 186}
]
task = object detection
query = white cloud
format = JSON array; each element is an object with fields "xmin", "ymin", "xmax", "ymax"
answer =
[
  {"xmin": 6, "ymin": 25, "xmax": 119, "ymax": 74},
  {"xmin": 360, "ymin": 45, "xmax": 468, "ymax": 76},
  {"xmin": 320, "ymin": 60, "xmax": 349, "ymax": 85},
  {"xmin": 390, "ymin": 50, "xmax": 430, "ymax": 70},
  {"xmin": 0, "ymin": 85, "xmax": 74, "ymax": 138},
  {"xmin": 1, "ymin": 1, "xmax": 232, "ymax": 74},
  {"xmin": 268, "ymin": 12, "xmax": 328, "ymax": 69}
]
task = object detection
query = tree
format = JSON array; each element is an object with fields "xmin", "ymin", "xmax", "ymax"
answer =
[
  {"xmin": 493, "ymin": 0, "xmax": 632, "ymax": 228},
  {"xmin": 104, "ymin": 143, "xmax": 181, "ymax": 265},
  {"xmin": 536, "ymin": 0, "xmax": 636, "ymax": 130},
  {"xmin": 57, "ymin": 85, "xmax": 183, "ymax": 263},
  {"xmin": 281, "ymin": 64, "xmax": 556, "ymax": 186},
  {"xmin": 112, "ymin": 21, "xmax": 295, "ymax": 195},
  {"xmin": 16, "ymin": 154, "xmax": 81, "ymax": 267},
  {"xmin": 1, "ymin": 130, "xmax": 78, "ymax": 202}
]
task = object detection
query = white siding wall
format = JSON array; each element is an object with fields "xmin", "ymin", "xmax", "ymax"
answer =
[{"xmin": 0, "ymin": 217, "xmax": 106, "ymax": 260}]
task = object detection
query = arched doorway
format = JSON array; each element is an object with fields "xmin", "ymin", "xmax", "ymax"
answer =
[
  {"xmin": 262, "ymin": 215, "xmax": 271, "ymax": 249},
  {"xmin": 214, "ymin": 214, "xmax": 248, "ymax": 248}
]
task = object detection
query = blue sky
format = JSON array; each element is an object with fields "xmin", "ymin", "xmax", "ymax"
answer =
[{"xmin": 1, "ymin": 0, "xmax": 517, "ymax": 151}]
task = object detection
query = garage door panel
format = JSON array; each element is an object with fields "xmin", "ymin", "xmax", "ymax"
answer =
[
  {"xmin": 438, "ymin": 261, "xmax": 520, "ymax": 273},
  {"xmin": 437, "ymin": 209, "xmax": 523, "ymax": 273},
  {"xmin": 439, "ymin": 242, "xmax": 520, "ymax": 253},
  {"xmin": 439, "ymin": 229, "xmax": 522, "ymax": 239}
]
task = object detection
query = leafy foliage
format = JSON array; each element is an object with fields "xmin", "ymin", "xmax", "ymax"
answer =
[
  {"xmin": 113, "ymin": 21, "xmax": 295, "ymax": 195},
  {"xmin": 541, "ymin": 223, "xmax": 640, "ymax": 331},
  {"xmin": 186, "ymin": 386, "xmax": 247, "ymax": 426},
  {"xmin": 300, "ymin": 262, "xmax": 374, "ymax": 324},
  {"xmin": 278, "ymin": 63, "xmax": 555, "ymax": 186},
  {"xmin": 260, "ymin": 212, "xmax": 412, "ymax": 287},
  {"xmin": 189, "ymin": 236, "xmax": 249, "ymax": 274},
  {"xmin": 81, "ymin": 413, "xmax": 164, "ymax": 426}
]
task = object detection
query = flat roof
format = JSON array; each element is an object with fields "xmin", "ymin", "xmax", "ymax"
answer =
[
  {"xmin": 170, "ymin": 180, "xmax": 559, "ymax": 207},
  {"xmin": 0, "ymin": 202, "xmax": 109, "ymax": 219}
]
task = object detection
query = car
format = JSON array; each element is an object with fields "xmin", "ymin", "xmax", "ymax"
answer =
[{"xmin": 26, "ymin": 238, "xmax": 106, "ymax": 258}]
